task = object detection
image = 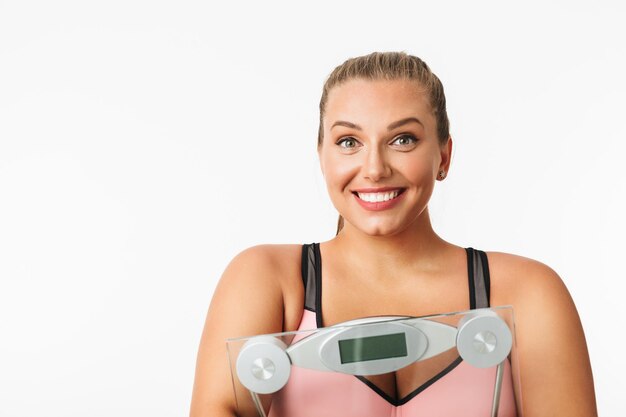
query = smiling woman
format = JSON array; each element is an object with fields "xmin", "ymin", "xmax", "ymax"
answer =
[{"xmin": 189, "ymin": 52, "xmax": 598, "ymax": 417}]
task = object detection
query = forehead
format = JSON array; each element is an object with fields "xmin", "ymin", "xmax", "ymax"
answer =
[{"xmin": 324, "ymin": 78, "xmax": 434, "ymax": 127}]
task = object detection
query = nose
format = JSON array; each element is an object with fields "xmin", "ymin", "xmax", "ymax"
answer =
[{"xmin": 363, "ymin": 147, "xmax": 391, "ymax": 182}]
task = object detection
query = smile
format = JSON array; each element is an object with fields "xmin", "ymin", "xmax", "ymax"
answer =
[
  {"xmin": 351, "ymin": 188, "xmax": 406, "ymax": 211},
  {"xmin": 355, "ymin": 190, "xmax": 402, "ymax": 202}
]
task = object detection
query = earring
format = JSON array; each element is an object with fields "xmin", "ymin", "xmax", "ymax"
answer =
[{"xmin": 438, "ymin": 171, "xmax": 446, "ymax": 180}]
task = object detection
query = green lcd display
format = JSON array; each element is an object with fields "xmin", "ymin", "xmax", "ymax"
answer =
[{"xmin": 338, "ymin": 332, "xmax": 408, "ymax": 364}]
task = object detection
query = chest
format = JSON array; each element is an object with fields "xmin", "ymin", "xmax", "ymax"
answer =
[{"xmin": 320, "ymin": 263, "xmax": 471, "ymax": 327}]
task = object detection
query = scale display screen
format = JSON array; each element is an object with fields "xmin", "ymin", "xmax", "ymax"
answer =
[{"xmin": 338, "ymin": 332, "xmax": 408, "ymax": 364}]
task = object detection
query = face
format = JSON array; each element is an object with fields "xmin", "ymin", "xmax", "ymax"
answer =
[{"xmin": 318, "ymin": 78, "xmax": 451, "ymax": 236}]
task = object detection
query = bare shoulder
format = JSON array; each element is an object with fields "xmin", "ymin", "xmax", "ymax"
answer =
[
  {"xmin": 212, "ymin": 243, "xmax": 305, "ymax": 335},
  {"xmin": 221, "ymin": 244, "xmax": 303, "ymax": 289},
  {"xmin": 485, "ymin": 251, "xmax": 597, "ymax": 416},
  {"xmin": 485, "ymin": 251, "xmax": 569, "ymax": 308}
]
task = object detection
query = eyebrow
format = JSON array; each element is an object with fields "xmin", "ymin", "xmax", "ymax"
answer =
[{"xmin": 331, "ymin": 117, "xmax": 423, "ymax": 131}]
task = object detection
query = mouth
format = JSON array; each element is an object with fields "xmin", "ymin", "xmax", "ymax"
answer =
[{"xmin": 352, "ymin": 188, "xmax": 406, "ymax": 203}]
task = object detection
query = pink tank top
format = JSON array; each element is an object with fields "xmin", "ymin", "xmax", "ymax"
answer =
[{"xmin": 267, "ymin": 244, "xmax": 519, "ymax": 417}]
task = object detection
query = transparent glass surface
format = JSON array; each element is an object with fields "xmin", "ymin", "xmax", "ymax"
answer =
[{"xmin": 227, "ymin": 306, "xmax": 521, "ymax": 417}]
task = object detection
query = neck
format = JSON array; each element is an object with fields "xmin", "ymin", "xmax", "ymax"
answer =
[{"xmin": 331, "ymin": 208, "xmax": 450, "ymax": 270}]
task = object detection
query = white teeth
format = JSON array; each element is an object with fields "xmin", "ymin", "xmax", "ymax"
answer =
[{"xmin": 357, "ymin": 190, "xmax": 400, "ymax": 203}]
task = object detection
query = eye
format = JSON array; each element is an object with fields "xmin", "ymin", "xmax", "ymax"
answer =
[
  {"xmin": 336, "ymin": 137, "xmax": 361, "ymax": 149},
  {"xmin": 391, "ymin": 134, "xmax": 418, "ymax": 147}
]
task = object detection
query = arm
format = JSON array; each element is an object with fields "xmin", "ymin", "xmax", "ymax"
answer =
[
  {"xmin": 491, "ymin": 254, "xmax": 597, "ymax": 416},
  {"xmin": 189, "ymin": 245, "xmax": 298, "ymax": 417}
]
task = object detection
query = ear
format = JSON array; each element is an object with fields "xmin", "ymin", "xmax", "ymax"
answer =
[{"xmin": 438, "ymin": 136, "xmax": 453, "ymax": 179}]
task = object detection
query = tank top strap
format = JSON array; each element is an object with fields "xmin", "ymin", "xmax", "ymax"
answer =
[
  {"xmin": 465, "ymin": 247, "xmax": 491, "ymax": 309},
  {"xmin": 301, "ymin": 243, "xmax": 320, "ymax": 312}
]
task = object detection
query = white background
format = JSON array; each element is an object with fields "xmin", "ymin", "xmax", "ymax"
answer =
[{"xmin": 1, "ymin": 1, "xmax": 624, "ymax": 415}]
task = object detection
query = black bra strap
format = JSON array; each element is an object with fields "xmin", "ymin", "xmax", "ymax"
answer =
[
  {"xmin": 466, "ymin": 247, "xmax": 491, "ymax": 309},
  {"xmin": 301, "ymin": 244, "xmax": 317, "ymax": 311}
]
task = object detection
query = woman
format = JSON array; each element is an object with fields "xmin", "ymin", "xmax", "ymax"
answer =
[{"xmin": 189, "ymin": 52, "xmax": 597, "ymax": 417}]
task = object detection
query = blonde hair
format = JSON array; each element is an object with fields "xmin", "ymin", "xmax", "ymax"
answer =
[{"xmin": 317, "ymin": 52, "xmax": 450, "ymax": 234}]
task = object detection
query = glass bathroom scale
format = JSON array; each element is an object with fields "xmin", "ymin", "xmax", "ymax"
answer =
[{"xmin": 227, "ymin": 306, "xmax": 521, "ymax": 417}]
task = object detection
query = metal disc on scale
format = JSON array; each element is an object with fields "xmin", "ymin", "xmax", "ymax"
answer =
[
  {"xmin": 236, "ymin": 336, "xmax": 291, "ymax": 394},
  {"xmin": 456, "ymin": 309, "xmax": 512, "ymax": 368}
]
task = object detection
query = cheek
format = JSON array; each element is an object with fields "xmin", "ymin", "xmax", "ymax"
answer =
[
  {"xmin": 405, "ymin": 160, "xmax": 436, "ymax": 183},
  {"xmin": 321, "ymin": 153, "xmax": 360, "ymax": 192},
  {"xmin": 398, "ymin": 149, "xmax": 440, "ymax": 183}
]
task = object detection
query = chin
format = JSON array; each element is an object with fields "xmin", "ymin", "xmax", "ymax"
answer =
[{"xmin": 354, "ymin": 220, "xmax": 406, "ymax": 237}]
